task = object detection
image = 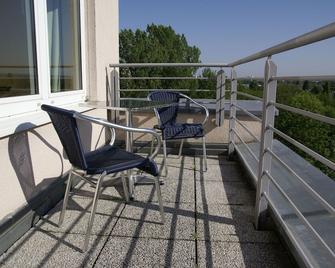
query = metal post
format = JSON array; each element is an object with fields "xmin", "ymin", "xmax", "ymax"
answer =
[
  {"xmin": 185, "ymin": 96, "xmax": 191, "ymax": 111},
  {"xmin": 115, "ymin": 67, "xmax": 120, "ymax": 122},
  {"xmin": 215, "ymin": 69, "xmax": 225, "ymax": 126},
  {"xmin": 110, "ymin": 67, "xmax": 120, "ymax": 123},
  {"xmin": 255, "ymin": 57, "xmax": 277, "ymax": 229},
  {"xmin": 125, "ymin": 110, "xmax": 132, "ymax": 152},
  {"xmin": 228, "ymin": 68, "xmax": 237, "ymax": 157}
]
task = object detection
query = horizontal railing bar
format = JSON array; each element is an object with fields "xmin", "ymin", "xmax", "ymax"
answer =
[
  {"xmin": 237, "ymin": 92, "xmax": 263, "ymax": 101},
  {"xmin": 272, "ymin": 102, "xmax": 335, "ymax": 126},
  {"xmin": 119, "ymin": 89, "xmax": 212, "ymax": 92},
  {"xmin": 271, "ymin": 75, "xmax": 335, "ymax": 81},
  {"xmin": 266, "ymin": 149, "xmax": 335, "ymax": 215},
  {"xmin": 269, "ymin": 125, "xmax": 335, "ymax": 171},
  {"xmin": 235, "ymin": 118, "xmax": 261, "ymax": 142},
  {"xmin": 263, "ymin": 192, "xmax": 320, "ymax": 268},
  {"xmin": 228, "ymin": 22, "xmax": 335, "ymax": 67},
  {"xmin": 236, "ymin": 77, "xmax": 264, "ymax": 81},
  {"xmin": 233, "ymin": 129, "xmax": 259, "ymax": 162},
  {"xmin": 234, "ymin": 143, "xmax": 258, "ymax": 184},
  {"xmin": 233, "ymin": 103, "xmax": 262, "ymax": 122},
  {"xmin": 264, "ymin": 170, "xmax": 335, "ymax": 258},
  {"xmin": 109, "ymin": 63, "xmax": 228, "ymax": 68},
  {"xmin": 120, "ymin": 76, "xmax": 213, "ymax": 80}
]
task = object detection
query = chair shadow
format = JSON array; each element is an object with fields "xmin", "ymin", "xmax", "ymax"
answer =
[{"xmin": 8, "ymin": 123, "xmax": 64, "ymax": 209}]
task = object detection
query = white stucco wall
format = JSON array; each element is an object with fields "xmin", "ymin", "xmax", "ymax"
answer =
[
  {"xmin": 85, "ymin": 0, "xmax": 119, "ymax": 101},
  {"xmin": 0, "ymin": 0, "xmax": 119, "ymax": 221}
]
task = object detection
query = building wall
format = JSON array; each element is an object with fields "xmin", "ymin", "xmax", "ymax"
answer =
[
  {"xmin": 0, "ymin": 0, "xmax": 119, "ymax": 221},
  {"xmin": 85, "ymin": 0, "xmax": 119, "ymax": 102}
]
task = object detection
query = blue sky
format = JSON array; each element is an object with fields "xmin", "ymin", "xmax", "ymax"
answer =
[{"xmin": 119, "ymin": 0, "xmax": 335, "ymax": 76}]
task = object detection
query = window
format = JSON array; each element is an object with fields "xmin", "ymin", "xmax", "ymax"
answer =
[
  {"xmin": 0, "ymin": 0, "xmax": 85, "ymax": 121},
  {"xmin": 47, "ymin": 0, "xmax": 82, "ymax": 92},
  {"xmin": 0, "ymin": 0, "xmax": 38, "ymax": 98}
]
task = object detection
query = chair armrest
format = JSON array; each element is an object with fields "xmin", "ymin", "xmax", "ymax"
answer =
[
  {"xmin": 179, "ymin": 93, "xmax": 209, "ymax": 125},
  {"xmin": 74, "ymin": 113, "xmax": 161, "ymax": 159}
]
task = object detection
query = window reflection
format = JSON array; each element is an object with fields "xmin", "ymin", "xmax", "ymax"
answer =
[
  {"xmin": 47, "ymin": 0, "xmax": 82, "ymax": 92},
  {"xmin": 0, "ymin": 0, "xmax": 38, "ymax": 98}
]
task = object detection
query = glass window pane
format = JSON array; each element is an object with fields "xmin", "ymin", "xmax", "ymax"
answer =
[
  {"xmin": 0, "ymin": 0, "xmax": 38, "ymax": 98},
  {"xmin": 47, "ymin": 0, "xmax": 82, "ymax": 92}
]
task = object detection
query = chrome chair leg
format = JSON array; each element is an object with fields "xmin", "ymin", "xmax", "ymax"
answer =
[
  {"xmin": 83, "ymin": 171, "xmax": 106, "ymax": 251},
  {"xmin": 150, "ymin": 136, "xmax": 155, "ymax": 155},
  {"xmin": 178, "ymin": 139, "xmax": 184, "ymax": 158},
  {"xmin": 202, "ymin": 136, "xmax": 208, "ymax": 172},
  {"xmin": 162, "ymin": 140, "xmax": 168, "ymax": 177},
  {"xmin": 121, "ymin": 172, "xmax": 130, "ymax": 203},
  {"xmin": 154, "ymin": 176, "xmax": 165, "ymax": 224},
  {"xmin": 59, "ymin": 169, "xmax": 74, "ymax": 227},
  {"xmin": 127, "ymin": 169, "xmax": 135, "ymax": 199}
]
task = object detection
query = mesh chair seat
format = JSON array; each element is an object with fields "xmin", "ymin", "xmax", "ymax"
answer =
[
  {"xmin": 85, "ymin": 145, "xmax": 158, "ymax": 176},
  {"xmin": 162, "ymin": 123, "xmax": 204, "ymax": 140}
]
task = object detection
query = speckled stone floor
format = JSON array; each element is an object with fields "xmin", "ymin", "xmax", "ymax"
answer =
[{"xmin": 0, "ymin": 155, "xmax": 293, "ymax": 267}]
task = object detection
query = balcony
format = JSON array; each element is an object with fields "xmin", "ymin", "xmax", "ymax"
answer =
[{"xmin": 0, "ymin": 21, "xmax": 335, "ymax": 268}]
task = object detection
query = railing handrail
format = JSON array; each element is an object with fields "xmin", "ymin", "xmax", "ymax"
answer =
[
  {"xmin": 228, "ymin": 22, "xmax": 335, "ymax": 67},
  {"xmin": 109, "ymin": 62, "xmax": 228, "ymax": 68},
  {"xmin": 271, "ymin": 75, "xmax": 335, "ymax": 81},
  {"xmin": 119, "ymin": 88, "xmax": 213, "ymax": 92},
  {"xmin": 120, "ymin": 76, "xmax": 214, "ymax": 80}
]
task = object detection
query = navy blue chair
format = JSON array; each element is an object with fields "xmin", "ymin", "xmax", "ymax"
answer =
[
  {"xmin": 41, "ymin": 104, "xmax": 165, "ymax": 251},
  {"xmin": 148, "ymin": 91, "xmax": 209, "ymax": 175}
]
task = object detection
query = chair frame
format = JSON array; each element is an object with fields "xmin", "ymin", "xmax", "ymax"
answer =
[
  {"xmin": 149, "ymin": 92, "xmax": 209, "ymax": 175},
  {"xmin": 56, "ymin": 112, "xmax": 164, "ymax": 251}
]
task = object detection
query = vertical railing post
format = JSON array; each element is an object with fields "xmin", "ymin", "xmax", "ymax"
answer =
[
  {"xmin": 255, "ymin": 57, "xmax": 277, "ymax": 229},
  {"xmin": 185, "ymin": 98, "xmax": 191, "ymax": 111},
  {"xmin": 215, "ymin": 69, "xmax": 225, "ymax": 126},
  {"xmin": 228, "ymin": 68, "xmax": 237, "ymax": 157},
  {"xmin": 110, "ymin": 67, "xmax": 120, "ymax": 122}
]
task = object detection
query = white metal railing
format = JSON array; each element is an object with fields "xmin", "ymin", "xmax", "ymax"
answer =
[
  {"xmin": 107, "ymin": 21, "xmax": 335, "ymax": 267},
  {"xmin": 225, "ymin": 22, "xmax": 335, "ymax": 267},
  {"xmin": 108, "ymin": 63, "xmax": 228, "ymax": 126}
]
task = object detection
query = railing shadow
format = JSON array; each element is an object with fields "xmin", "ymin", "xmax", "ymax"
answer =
[
  {"xmin": 198, "ymin": 157, "xmax": 213, "ymax": 267},
  {"xmin": 163, "ymin": 156, "xmax": 185, "ymax": 267},
  {"xmin": 217, "ymin": 156, "xmax": 258, "ymax": 267}
]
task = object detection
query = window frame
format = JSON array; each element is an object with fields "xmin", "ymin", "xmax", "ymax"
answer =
[{"xmin": 0, "ymin": 0, "xmax": 87, "ymax": 119}]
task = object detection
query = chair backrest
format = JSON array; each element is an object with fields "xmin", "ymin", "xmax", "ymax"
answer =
[
  {"xmin": 41, "ymin": 104, "xmax": 87, "ymax": 170},
  {"xmin": 148, "ymin": 91, "xmax": 180, "ymax": 127}
]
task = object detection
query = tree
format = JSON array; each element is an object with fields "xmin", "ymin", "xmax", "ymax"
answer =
[
  {"xmin": 240, "ymin": 81, "xmax": 335, "ymax": 178},
  {"xmin": 275, "ymin": 91, "xmax": 335, "ymax": 177},
  {"xmin": 119, "ymin": 24, "xmax": 201, "ymax": 97},
  {"xmin": 197, "ymin": 68, "xmax": 217, "ymax": 99},
  {"xmin": 302, "ymin": 80, "xmax": 310, "ymax": 91}
]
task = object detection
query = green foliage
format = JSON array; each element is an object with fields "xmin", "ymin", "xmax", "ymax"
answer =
[
  {"xmin": 119, "ymin": 24, "xmax": 202, "ymax": 98},
  {"xmin": 196, "ymin": 68, "xmax": 217, "ymax": 99},
  {"xmin": 239, "ymin": 81, "xmax": 335, "ymax": 178},
  {"xmin": 275, "ymin": 91, "xmax": 335, "ymax": 177}
]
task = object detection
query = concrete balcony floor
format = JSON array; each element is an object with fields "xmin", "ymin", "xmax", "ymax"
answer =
[{"xmin": 0, "ymin": 154, "xmax": 293, "ymax": 267}]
